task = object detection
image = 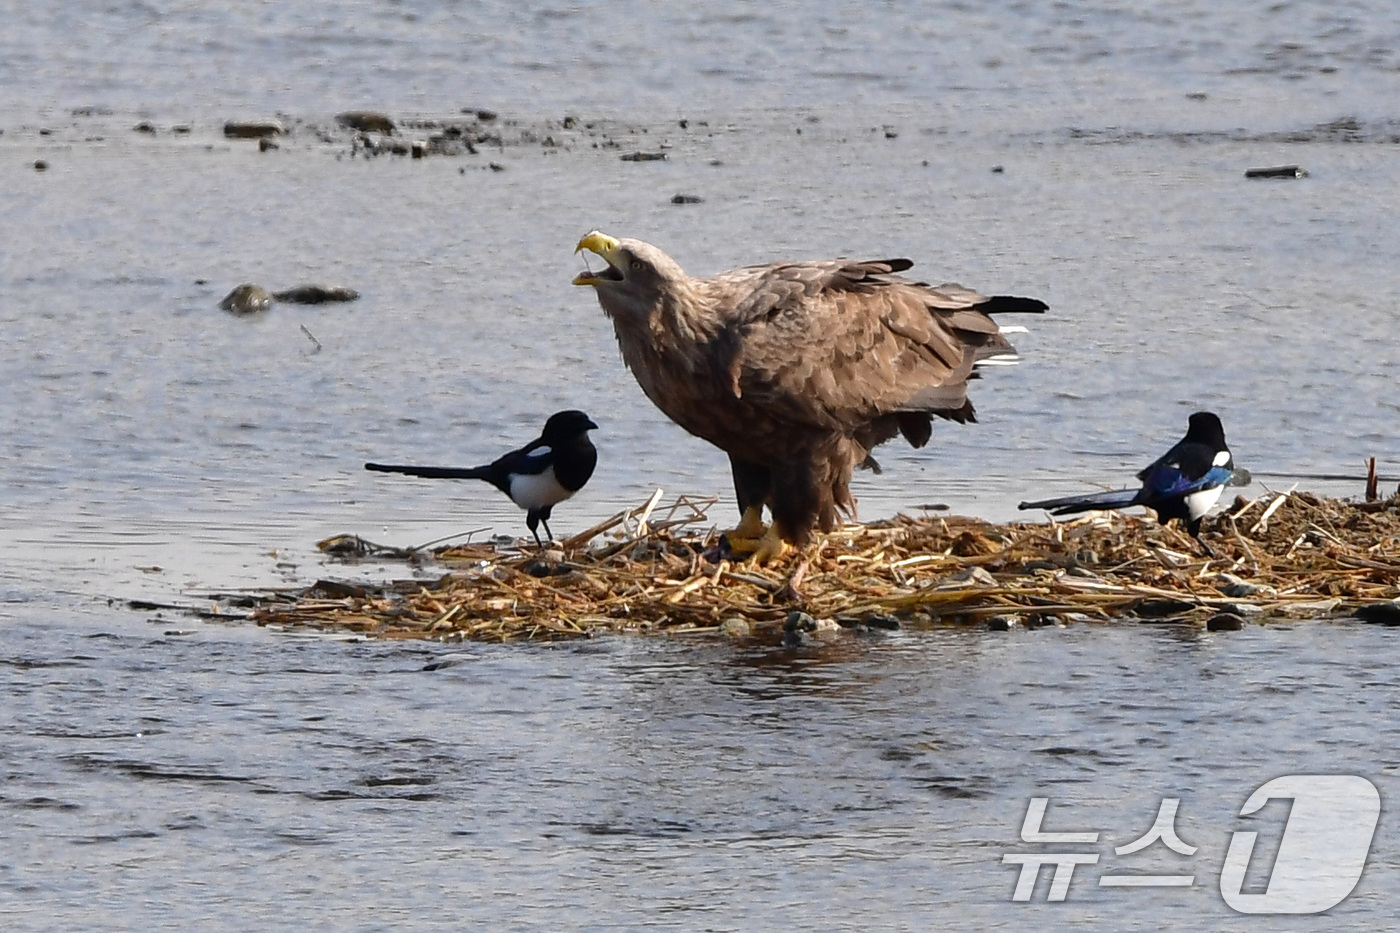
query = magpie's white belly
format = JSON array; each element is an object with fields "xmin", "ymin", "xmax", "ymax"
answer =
[
  {"xmin": 1185, "ymin": 485, "xmax": 1224, "ymax": 520},
  {"xmin": 508, "ymin": 467, "xmax": 572, "ymax": 510}
]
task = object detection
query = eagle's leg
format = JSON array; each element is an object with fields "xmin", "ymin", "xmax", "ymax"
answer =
[{"xmin": 722, "ymin": 458, "xmax": 772, "ymax": 553}]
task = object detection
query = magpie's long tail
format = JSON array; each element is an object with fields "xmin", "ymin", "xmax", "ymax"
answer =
[
  {"xmin": 1018, "ymin": 488, "xmax": 1141, "ymax": 516},
  {"xmin": 980, "ymin": 296, "xmax": 1048, "ymax": 315},
  {"xmin": 365, "ymin": 463, "xmax": 490, "ymax": 480}
]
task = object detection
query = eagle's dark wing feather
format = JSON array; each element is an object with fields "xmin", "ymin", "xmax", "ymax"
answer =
[{"xmin": 700, "ymin": 259, "xmax": 1027, "ymax": 433}]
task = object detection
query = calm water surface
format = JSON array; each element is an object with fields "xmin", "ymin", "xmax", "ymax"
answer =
[{"xmin": 3, "ymin": 2, "xmax": 1400, "ymax": 928}]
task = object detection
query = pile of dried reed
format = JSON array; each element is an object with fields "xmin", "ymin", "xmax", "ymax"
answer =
[{"xmin": 239, "ymin": 487, "xmax": 1400, "ymax": 642}]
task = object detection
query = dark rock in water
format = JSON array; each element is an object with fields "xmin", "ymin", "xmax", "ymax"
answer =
[
  {"xmin": 134, "ymin": 121, "xmax": 156, "ymax": 134},
  {"xmin": 1355, "ymin": 601, "xmax": 1400, "ymax": 626},
  {"xmin": 259, "ymin": 137, "xmax": 279, "ymax": 152},
  {"xmin": 782, "ymin": 610, "xmax": 818, "ymax": 646},
  {"xmin": 860, "ymin": 612, "xmax": 902, "ymax": 630},
  {"xmin": 782, "ymin": 610, "xmax": 840, "ymax": 646},
  {"xmin": 1135, "ymin": 598, "xmax": 1196, "ymax": 619},
  {"xmin": 784, "ymin": 610, "xmax": 818, "ymax": 633},
  {"xmin": 33, "ymin": 160, "xmax": 48, "ymax": 172},
  {"xmin": 1207, "ymin": 612, "xmax": 1246, "ymax": 632},
  {"xmin": 671, "ymin": 194, "xmax": 703, "ymax": 204},
  {"xmin": 620, "ymin": 151, "xmax": 667, "ymax": 162},
  {"xmin": 423, "ymin": 653, "xmax": 473, "ymax": 671},
  {"xmin": 337, "ymin": 111, "xmax": 395, "ymax": 134},
  {"xmin": 223, "ymin": 120, "xmax": 285, "ymax": 139},
  {"xmin": 272, "ymin": 285, "xmax": 360, "ymax": 304},
  {"xmin": 986, "ymin": 615, "xmax": 1016, "ymax": 631},
  {"xmin": 308, "ymin": 579, "xmax": 370, "ymax": 599},
  {"xmin": 1245, "ymin": 165, "xmax": 1307, "ymax": 179},
  {"xmin": 475, "ymin": 109, "xmax": 498, "ymax": 122},
  {"xmin": 219, "ymin": 283, "xmax": 274, "ymax": 314}
]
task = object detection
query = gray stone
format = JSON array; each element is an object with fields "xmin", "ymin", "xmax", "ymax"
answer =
[
  {"xmin": 219, "ymin": 283, "xmax": 273, "ymax": 315},
  {"xmin": 223, "ymin": 120, "xmax": 285, "ymax": 139}
]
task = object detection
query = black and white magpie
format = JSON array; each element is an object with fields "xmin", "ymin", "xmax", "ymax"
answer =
[
  {"xmin": 1018, "ymin": 411, "xmax": 1238, "ymax": 555},
  {"xmin": 365, "ymin": 410, "xmax": 598, "ymax": 547}
]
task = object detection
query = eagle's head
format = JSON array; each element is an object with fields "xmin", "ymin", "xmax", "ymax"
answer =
[{"xmin": 572, "ymin": 231, "xmax": 690, "ymax": 322}]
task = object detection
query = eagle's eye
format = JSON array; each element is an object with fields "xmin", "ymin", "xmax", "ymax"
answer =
[{"xmin": 629, "ymin": 259, "xmax": 645, "ymax": 272}]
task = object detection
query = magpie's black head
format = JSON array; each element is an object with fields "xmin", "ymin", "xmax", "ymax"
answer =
[
  {"xmin": 541, "ymin": 410, "xmax": 599, "ymax": 443},
  {"xmin": 1185, "ymin": 411, "xmax": 1226, "ymax": 447}
]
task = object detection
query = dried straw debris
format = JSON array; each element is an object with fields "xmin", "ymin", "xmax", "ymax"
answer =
[{"xmin": 240, "ymin": 489, "xmax": 1400, "ymax": 642}]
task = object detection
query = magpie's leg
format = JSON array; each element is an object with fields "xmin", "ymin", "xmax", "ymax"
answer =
[
  {"xmin": 541, "ymin": 517, "xmax": 555, "ymax": 543},
  {"xmin": 526, "ymin": 512, "xmax": 545, "ymax": 550},
  {"xmin": 1188, "ymin": 518, "xmax": 1215, "ymax": 558}
]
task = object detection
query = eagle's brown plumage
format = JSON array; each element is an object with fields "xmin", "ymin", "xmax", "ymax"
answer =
[{"xmin": 573, "ymin": 232, "xmax": 1046, "ymax": 550}]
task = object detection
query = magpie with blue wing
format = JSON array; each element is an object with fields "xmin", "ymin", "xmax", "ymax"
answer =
[
  {"xmin": 1019, "ymin": 411, "xmax": 1238, "ymax": 555},
  {"xmin": 366, "ymin": 410, "xmax": 598, "ymax": 547}
]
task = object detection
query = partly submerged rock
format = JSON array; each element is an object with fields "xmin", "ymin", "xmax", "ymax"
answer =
[
  {"xmin": 719, "ymin": 617, "xmax": 751, "ymax": 637},
  {"xmin": 1207, "ymin": 612, "xmax": 1246, "ymax": 631},
  {"xmin": 219, "ymin": 283, "xmax": 274, "ymax": 314},
  {"xmin": 223, "ymin": 120, "xmax": 285, "ymax": 139},
  {"xmin": 1355, "ymin": 601, "xmax": 1400, "ymax": 626},
  {"xmin": 272, "ymin": 285, "xmax": 360, "ymax": 304},
  {"xmin": 336, "ymin": 111, "xmax": 395, "ymax": 134}
]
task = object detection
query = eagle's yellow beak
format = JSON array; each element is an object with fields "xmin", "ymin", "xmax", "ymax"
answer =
[{"xmin": 572, "ymin": 231, "xmax": 622, "ymax": 286}]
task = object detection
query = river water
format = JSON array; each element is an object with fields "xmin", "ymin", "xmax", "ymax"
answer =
[{"xmin": 3, "ymin": 1, "xmax": 1399, "ymax": 928}]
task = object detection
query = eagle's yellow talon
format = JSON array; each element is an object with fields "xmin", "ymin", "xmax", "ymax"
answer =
[
  {"xmin": 719, "ymin": 506, "xmax": 768, "ymax": 555},
  {"xmin": 751, "ymin": 523, "xmax": 792, "ymax": 565}
]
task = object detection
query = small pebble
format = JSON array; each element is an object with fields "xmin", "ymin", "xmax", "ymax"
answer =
[
  {"xmin": 948, "ymin": 566, "xmax": 997, "ymax": 587},
  {"xmin": 719, "ymin": 617, "xmax": 750, "ymax": 637},
  {"xmin": 33, "ymin": 160, "xmax": 48, "ymax": 171}
]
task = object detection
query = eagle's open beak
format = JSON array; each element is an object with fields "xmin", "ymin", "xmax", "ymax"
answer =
[{"xmin": 572, "ymin": 231, "xmax": 622, "ymax": 286}]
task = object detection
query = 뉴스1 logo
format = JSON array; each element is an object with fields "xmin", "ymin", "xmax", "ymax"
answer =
[{"xmin": 1003, "ymin": 774, "xmax": 1380, "ymax": 914}]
